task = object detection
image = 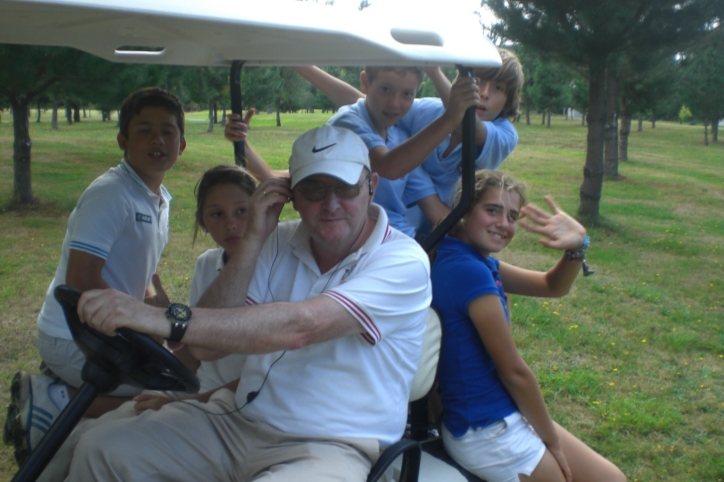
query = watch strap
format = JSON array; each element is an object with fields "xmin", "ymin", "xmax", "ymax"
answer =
[{"xmin": 166, "ymin": 303, "xmax": 191, "ymax": 344}]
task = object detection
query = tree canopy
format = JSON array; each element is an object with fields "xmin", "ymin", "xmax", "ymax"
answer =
[
  {"xmin": 679, "ymin": 31, "xmax": 724, "ymax": 144},
  {"xmin": 485, "ymin": 0, "xmax": 721, "ymax": 223}
]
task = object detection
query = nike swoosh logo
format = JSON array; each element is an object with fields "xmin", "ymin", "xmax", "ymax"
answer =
[{"xmin": 312, "ymin": 143, "xmax": 337, "ymax": 153}]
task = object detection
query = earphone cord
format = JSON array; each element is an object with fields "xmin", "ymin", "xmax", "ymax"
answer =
[{"xmin": 173, "ymin": 349, "xmax": 286, "ymax": 417}]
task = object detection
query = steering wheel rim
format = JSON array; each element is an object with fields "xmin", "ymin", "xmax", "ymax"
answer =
[{"xmin": 54, "ymin": 285, "xmax": 199, "ymax": 394}]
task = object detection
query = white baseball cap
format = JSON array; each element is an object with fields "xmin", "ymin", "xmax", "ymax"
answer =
[{"xmin": 289, "ymin": 125, "xmax": 370, "ymax": 188}]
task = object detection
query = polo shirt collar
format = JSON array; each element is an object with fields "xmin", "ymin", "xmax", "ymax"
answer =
[
  {"xmin": 289, "ymin": 203, "xmax": 391, "ymax": 273},
  {"xmin": 119, "ymin": 158, "xmax": 172, "ymax": 204}
]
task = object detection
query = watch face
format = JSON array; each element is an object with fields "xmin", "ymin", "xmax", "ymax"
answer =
[{"xmin": 169, "ymin": 303, "xmax": 191, "ymax": 321}]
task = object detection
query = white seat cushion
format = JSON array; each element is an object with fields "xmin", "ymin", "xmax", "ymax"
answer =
[{"xmin": 409, "ymin": 308, "xmax": 442, "ymax": 402}]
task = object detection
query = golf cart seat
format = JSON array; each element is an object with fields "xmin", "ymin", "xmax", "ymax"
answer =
[
  {"xmin": 366, "ymin": 307, "xmax": 442, "ymax": 482},
  {"xmin": 378, "ymin": 308, "xmax": 486, "ymax": 482}
]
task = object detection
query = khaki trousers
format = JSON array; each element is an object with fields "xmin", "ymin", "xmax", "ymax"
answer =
[{"xmin": 64, "ymin": 389, "xmax": 380, "ymax": 481}]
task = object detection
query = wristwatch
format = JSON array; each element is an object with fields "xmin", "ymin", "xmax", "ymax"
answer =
[{"xmin": 165, "ymin": 303, "xmax": 192, "ymax": 344}]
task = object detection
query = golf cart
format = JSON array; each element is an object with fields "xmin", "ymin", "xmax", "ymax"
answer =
[{"xmin": 0, "ymin": 1, "xmax": 501, "ymax": 480}]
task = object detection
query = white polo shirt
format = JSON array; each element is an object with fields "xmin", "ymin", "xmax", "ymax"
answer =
[
  {"xmin": 239, "ymin": 205, "xmax": 431, "ymax": 446},
  {"xmin": 37, "ymin": 159, "xmax": 171, "ymax": 340},
  {"xmin": 190, "ymin": 248, "xmax": 246, "ymax": 392}
]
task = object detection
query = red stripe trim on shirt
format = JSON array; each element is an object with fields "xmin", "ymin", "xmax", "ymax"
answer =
[
  {"xmin": 324, "ymin": 291, "xmax": 381, "ymax": 343},
  {"xmin": 383, "ymin": 223, "xmax": 391, "ymax": 241}
]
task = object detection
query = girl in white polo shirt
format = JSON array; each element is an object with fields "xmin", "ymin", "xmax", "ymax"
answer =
[{"xmin": 133, "ymin": 164, "xmax": 258, "ymax": 412}]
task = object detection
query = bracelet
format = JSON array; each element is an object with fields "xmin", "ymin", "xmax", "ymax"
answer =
[
  {"xmin": 565, "ymin": 235, "xmax": 595, "ymax": 277},
  {"xmin": 565, "ymin": 235, "xmax": 589, "ymax": 261}
]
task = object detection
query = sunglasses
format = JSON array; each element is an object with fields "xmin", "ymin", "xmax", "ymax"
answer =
[{"xmin": 294, "ymin": 175, "xmax": 370, "ymax": 202}]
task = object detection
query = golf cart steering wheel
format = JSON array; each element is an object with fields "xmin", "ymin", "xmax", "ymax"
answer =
[
  {"xmin": 54, "ymin": 284, "xmax": 199, "ymax": 393},
  {"xmin": 12, "ymin": 285, "xmax": 199, "ymax": 482}
]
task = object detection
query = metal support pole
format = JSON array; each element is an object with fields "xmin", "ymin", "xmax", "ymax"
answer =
[
  {"xmin": 421, "ymin": 66, "xmax": 476, "ymax": 253},
  {"xmin": 230, "ymin": 60, "xmax": 246, "ymax": 167}
]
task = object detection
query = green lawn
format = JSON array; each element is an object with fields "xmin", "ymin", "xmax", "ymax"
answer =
[{"xmin": 1, "ymin": 110, "xmax": 722, "ymax": 481}]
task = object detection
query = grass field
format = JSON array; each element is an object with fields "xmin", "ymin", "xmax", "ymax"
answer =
[{"xmin": 1, "ymin": 110, "xmax": 722, "ymax": 481}]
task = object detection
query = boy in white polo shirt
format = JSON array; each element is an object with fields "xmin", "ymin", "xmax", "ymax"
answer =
[{"xmin": 3, "ymin": 87, "xmax": 186, "ymax": 466}]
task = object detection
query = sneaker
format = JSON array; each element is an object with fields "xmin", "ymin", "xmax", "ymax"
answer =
[
  {"xmin": 3, "ymin": 371, "xmax": 64, "ymax": 466},
  {"xmin": 38, "ymin": 361, "xmax": 60, "ymax": 383}
]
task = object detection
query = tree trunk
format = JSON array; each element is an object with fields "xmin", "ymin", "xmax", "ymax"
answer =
[
  {"xmin": 213, "ymin": 102, "xmax": 218, "ymax": 124},
  {"xmin": 276, "ymin": 105, "xmax": 281, "ymax": 127},
  {"xmin": 618, "ymin": 98, "xmax": 631, "ymax": 162},
  {"xmin": 51, "ymin": 101, "xmax": 59, "ymax": 131},
  {"xmin": 638, "ymin": 113, "xmax": 643, "ymax": 132},
  {"xmin": 711, "ymin": 119, "xmax": 718, "ymax": 142},
  {"xmin": 73, "ymin": 103, "xmax": 80, "ymax": 123},
  {"xmin": 207, "ymin": 99, "xmax": 214, "ymax": 133},
  {"xmin": 65, "ymin": 102, "xmax": 72, "ymax": 125},
  {"xmin": 651, "ymin": 114, "xmax": 656, "ymax": 128},
  {"xmin": 604, "ymin": 71, "xmax": 619, "ymax": 178},
  {"xmin": 11, "ymin": 96, "xmax": 34, "ymax": 204},
  {"xmin": 703, "ymin": 122, "xmax": 709, "ymax": 146},
  {"xmin": 221, "ymin": 108, "xmax": 227, "ymax": 126},
  {"xmin": 578, "ymin": 61, "xmax": 606, "ymax": 225},
  {"xmin": 547, "ymin": 107, "xmax": 551, "ymax": 128}
]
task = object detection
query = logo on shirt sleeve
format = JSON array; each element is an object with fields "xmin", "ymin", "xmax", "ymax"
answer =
[{"xmin": 135, "ymin": 212, "xmax": 152, "ymax": 224}]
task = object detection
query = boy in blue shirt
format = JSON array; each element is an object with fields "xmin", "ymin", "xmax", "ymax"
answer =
[
  {"xmin": 403, "ymin": 49, "xmax": 523, "ymax": 236},
  {"xmin": 226, "ymin": 66, "xmax": 480, "ymax": 238},
  {"xmin": 4, "ymin": 87, "xmax": 186, "ymax": 466}
]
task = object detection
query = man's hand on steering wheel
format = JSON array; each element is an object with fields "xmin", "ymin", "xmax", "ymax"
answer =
[{"xmin": 78, "ymin": 289, "xmax": 168, "ymax": 339}]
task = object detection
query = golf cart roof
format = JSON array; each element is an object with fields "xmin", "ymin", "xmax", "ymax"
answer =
[{"xmin": 0, "ymin": 0, "xmax": 501, "ymax": 68}]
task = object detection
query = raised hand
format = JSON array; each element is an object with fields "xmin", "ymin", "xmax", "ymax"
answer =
[
  {"xmin": 518, "ymin": 196, "xmax": 586, "ymax": 251},
  {"xmin": 243, "ymin": 177, "xmax": 292, "ymax": 245},
  {"xmin": 224, "ymin": 108, "xmax": 256, "ymax": 143},
  {"xmin": 443, "ymin": 76, "xmax": 480, "ymax": 125}
]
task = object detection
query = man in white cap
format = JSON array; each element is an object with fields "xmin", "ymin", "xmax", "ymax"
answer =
[{"xmin": 66, "ymin": 125, "xmax": 431, "ymax": 481}]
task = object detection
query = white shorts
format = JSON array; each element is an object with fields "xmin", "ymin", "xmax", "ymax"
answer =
[
  {"xmin": 37, "ymin": 329, "xmax": 143, "ymax": 397},
  {"xmin": 442, "ymin": 411, "xmax": 546, "ymax": 482}
]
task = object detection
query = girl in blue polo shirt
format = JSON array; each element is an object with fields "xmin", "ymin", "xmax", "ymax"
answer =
[{"xmin": 431, "ymin": 170, "xmax": 625, "ymax": 482}]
